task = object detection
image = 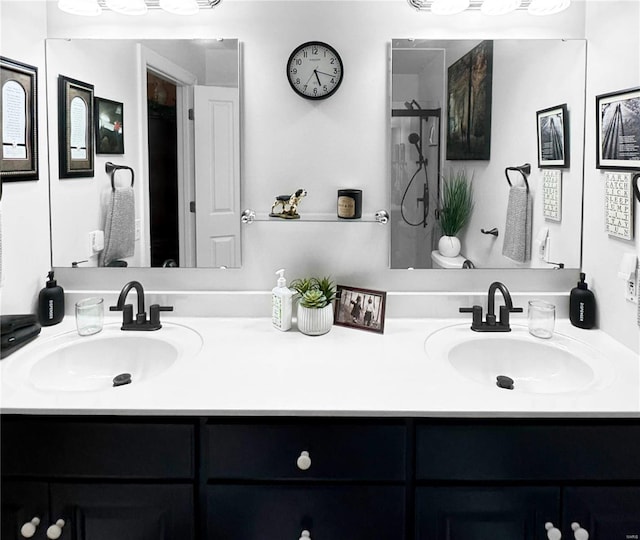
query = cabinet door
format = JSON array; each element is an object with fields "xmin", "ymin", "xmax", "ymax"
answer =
[
  {"xmin": 416, "ymin": 486, "xmax": 560, "ymax": 540},
  {"xmin": 564, "ymin": 487, "xmax": 640, "ymax": 539},
  {"xmin": 49, "ymin": 483, "xmax": 193, "ymax": 540},
  {"xmin": 1, "ymin": 481, "xmax": 49, "ymax": 540},
  {"xmin": 207, "ymin": 485, "xmax": 405, "ymax": 540}
]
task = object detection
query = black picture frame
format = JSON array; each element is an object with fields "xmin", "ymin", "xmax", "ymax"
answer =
[
  {"xmin": 596, "ymin": 86, "xmax": 640, "ymax": 170},
  {"xmin": 1, "ymin": 56, "xmax": 38, "ymax": 182},
  {"xmin": 446, "ymin": 40, "xmax": 493, "ymax": 161},
  {"xmin": 334, "ymin": 285, "xmax": 387, "ymax": 334},
  {"xmin": 536, "ymin": 103, "xmax": 569, "ymax": 169},
  {"xmin": 58, "ymin": 75, "xmax": 94, "ymax": 178},
  {"xmin": 95, "ymin": 97, "xmax": 124, "ymax": 155}
]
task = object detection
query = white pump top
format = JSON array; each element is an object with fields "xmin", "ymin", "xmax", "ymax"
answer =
[{"xmin": 275, "ymin": 269, "xmax": 287, "ymax": 288}]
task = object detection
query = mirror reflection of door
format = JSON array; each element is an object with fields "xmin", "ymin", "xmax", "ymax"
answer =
[{"xmin": 147, "ymin": 72, "xmax": 179, "ymax": 268}]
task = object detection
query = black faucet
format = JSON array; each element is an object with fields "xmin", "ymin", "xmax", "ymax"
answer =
[
  {"xmin": 109, "ymin": 280, "xmax": 173, "ymax": 331},
  {"xmin": 459, "ymin": 281, "xmax": 523, "ymax": 332}
]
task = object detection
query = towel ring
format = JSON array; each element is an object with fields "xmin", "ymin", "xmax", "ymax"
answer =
[
  {"xmin": 105, "ymin": 162, "xmax": 135, "ymax": 191},
  {"xmin": 505, "ymin": 163, "xmax": 531, "ymax": 193},
  {"xmin": 633, "ymin": 172, "xmax": 640, "ymax": 203}
]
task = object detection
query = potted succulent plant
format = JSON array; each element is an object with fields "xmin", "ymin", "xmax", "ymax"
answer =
[
  {"xmin": 438, "ymin": 168, "xmax": 474, "ymax": 258},
  {"xmin": 290, "ymin": 276, "xmax": 336, "ymax": 336}
]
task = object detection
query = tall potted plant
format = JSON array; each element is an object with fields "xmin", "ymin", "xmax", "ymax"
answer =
[
  {"xmin": 438, "ymin": 169, "xmax": 474, "ymax": 257},
  {"xmin": 290, "ymin": 276, "xmax": 336, "ymax": 336}
]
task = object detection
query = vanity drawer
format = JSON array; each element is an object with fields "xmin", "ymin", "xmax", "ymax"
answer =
[
  {"xmin": 1, "ymin": 416, "xmax": 194, "ymax": 479},
  {"xmin": 205, "ymin": 421, "xmax": 406, "ymax": 480},
  {"xmin": 416, "ymin": 421, "xmax": 640, "ymax": 481}
]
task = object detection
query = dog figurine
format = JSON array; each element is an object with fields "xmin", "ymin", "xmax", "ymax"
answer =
[{"xmin": 270, "ymin": 189, "xmax": 307, "ymax": 219}]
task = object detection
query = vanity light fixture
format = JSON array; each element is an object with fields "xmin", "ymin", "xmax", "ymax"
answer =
[
  {"xmin": 159, "ymin": 0, "xmax": 200, "ymax": 15},
  {"xmin": 59, "ymin": 0, "xmax": 221, "ymax": 16},
  {"xmin": 57, "ymin": 0, "xmax": 102, "ymax": 16},
  {"xmin": 407, "ymin": 0, "xmax": 570, "ymax": 15},
  {"xmin": 105, "ymin": 0, "xmax": 148, "ymax": 15}
]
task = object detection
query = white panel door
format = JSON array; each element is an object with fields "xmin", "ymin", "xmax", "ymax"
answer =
[{"xmin": 193, "ymin": 85, "xmax": 240, "ymax": 268}]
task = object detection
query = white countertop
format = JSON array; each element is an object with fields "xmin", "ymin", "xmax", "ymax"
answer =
[{"xmin": 1, "ymin": 316, "xmax": 638, "ymax": 417}]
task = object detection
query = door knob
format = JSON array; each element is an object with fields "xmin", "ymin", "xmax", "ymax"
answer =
[
  {"xmin": 46, "ymin": 519, "xmax": 65, "ymax": 539},
  {"xmin": 571, "ymin": 522, "xmax": 589, "ymax": 540},
  {"xmin": 296, "ymin": 451, "xmax": 311, "ymax": 471},
  {"xmin": 20, "ymin": 517, "xmax": 41, "ymax": 538},
  {"xmin": 545, "ymin": 522, "xmax": 562, "ymax": 540}
]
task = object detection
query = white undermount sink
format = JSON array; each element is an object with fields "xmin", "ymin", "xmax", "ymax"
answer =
[
  {"xmin": 2, "ymin": 322, "xmax": 202, "ymax": 392},
  {"xmin": 424, "ymin": 324, "xmax": 612, "ymax": 394}
]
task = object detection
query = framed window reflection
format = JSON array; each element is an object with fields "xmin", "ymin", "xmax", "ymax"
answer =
[
  {"xmin": 1, "ymin": 57, "xmax": 38, "ymax": 181},
  {"xmin": 58, "ymin": 75, "xmax": 94, "ymax": 178}
]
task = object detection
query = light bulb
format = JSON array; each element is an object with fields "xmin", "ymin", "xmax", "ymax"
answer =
[
  {"xmin": 528, "ymin": 0, "xmax": 571, "ymax": 15},
  {"xmin": 105, "ymin": 0, "xmax": 148, "ymax": 15},
  {"xmin": 431, "ymin": 0, "xmax": 470, "ymax": 15},
  {"xmin": 480, "ymin": 0, "xmax": 521, "ymax": 15},
  {"xmin": 160, "ymin": 0, "xmax": 199, "ymax": 15},
  {"xmin": 57, "ymin": 0, "xmax": 101, "ymax": 16}
]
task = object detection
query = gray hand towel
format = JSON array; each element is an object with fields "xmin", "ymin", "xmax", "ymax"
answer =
[
  {"xmin": 502, "ymin": 185, "xmax": 532, "ymax": 263},
  {"xmin": 100, "ymin": 186, "xmax": 135, "ymax": 267}
]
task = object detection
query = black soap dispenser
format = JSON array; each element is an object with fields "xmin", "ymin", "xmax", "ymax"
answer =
[
  {"xmin": 38, "ymin": 271, "xmax": 65, "ymax": 326},
  {"xmin": 570, "ymin": 272, "xmax": 596, "ymax": 329}
]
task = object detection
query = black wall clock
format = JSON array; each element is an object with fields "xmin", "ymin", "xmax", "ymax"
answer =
[{"xmin": 287, "ymin": 41, "xmax": 344, "ymax": 100}]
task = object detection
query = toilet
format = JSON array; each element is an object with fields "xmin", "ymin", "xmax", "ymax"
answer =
[{"xmin": 431, "ymin": 250, "xmax": 466, "ymax": 269}]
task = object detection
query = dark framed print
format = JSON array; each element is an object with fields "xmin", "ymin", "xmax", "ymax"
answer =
[
  {"xmin": 537, "ymin": 104, "xmax": 569, "ymax": 168},
  {"xmin": 596, "ymin": 86, "xmax": 640, "ymax": 170},
  {"xmin": 334, "ymin": 285, "xmax": 387, "ymax": 334},
  {"xmin": 58, "ymin": 75, "xmax": 94, "ymax": 178},
  {"xmin": 1, "ymin": 57, "xmax": 38, "ymax": 181},
  {"xmin": 446, "ymin": 40, "xmax": 493, "ymax": 161},
  {"xmin": 95, "ymin": 97, "xmax": 124, "ymax": 154}
]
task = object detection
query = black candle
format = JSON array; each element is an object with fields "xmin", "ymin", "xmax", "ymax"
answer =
[{"xmin": 337, "ymin": 189, "xmax": 362, "ymax": 219}]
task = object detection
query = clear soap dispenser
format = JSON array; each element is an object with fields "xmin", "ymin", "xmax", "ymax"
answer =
[{"xmin": 272, "ymin": 269, "xmax": 293, "ymax": 331}]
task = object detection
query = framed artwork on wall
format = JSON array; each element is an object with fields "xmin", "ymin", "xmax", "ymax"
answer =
[
  {"xmin": 1, "ymin": 56, "xmax": 38, "ymax": 181},
  {"xmin": 536, "ymin": 103, "xmax": 569, "ymax": 168},
  {"xmin": 58, "ymin": 75, "xmax": 94, "ymax": 178},
  {"xmin": 446, "ymin": 40, "xmax": 493, "ymax": 161},
  {"xmin": 604, "ymin": 171, "xmax": 633, "ymax": 240},
  {"xmin": 596, "ymin": 87, "xmax": 640, "ymax": 170},
  {"xmin": 334, "ymin": 285, "xmax": 387, "ymax": 334},
  {"xmin": 95, "ymin": 97, "xmax": 124, "ymax": 155}
]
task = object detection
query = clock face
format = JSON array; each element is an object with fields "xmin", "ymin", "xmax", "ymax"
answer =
[{"xmin": 287, "ymin": 42, "xmax": 344, "ymax": 100}]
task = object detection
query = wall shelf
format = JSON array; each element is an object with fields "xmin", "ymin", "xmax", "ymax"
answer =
[{"xmin": 241, "ymin": 210, "xmax": 389, "ymax": 224}]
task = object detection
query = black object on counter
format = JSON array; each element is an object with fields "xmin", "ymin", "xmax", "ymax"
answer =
[
  {"xmin": 1, "ymin": 314, "xmax": 41, "ymax": 358},
  {"xmin": 38, "ymin": 270, "xmax": 65, "ymax": 326},
  {"xmin": 570, "ymin": 272, "xmax": 596, "ymax": 329}
]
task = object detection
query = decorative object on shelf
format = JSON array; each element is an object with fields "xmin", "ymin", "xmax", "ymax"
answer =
[
  {"xmin": 536, "ymin": 103, "xmax": 569, "ymax": 168},
  {"xmin": 95, "ymin": 97, "xmax": 124, "ymax": 154},
  {"xmin": 334, "ymin": 285, "xmax": 387, "ymax": 334},
  {"xmin": 596, "ymin": 86, "xmax": 640, "ymax": 170},
  {"xmin": 287, "ymin": 42, "xmax": 343, "ymax": 100},
  {"xmin": 1, "ymin": 56, "xmax": 38, "ymax": 182},
  {"xmin": 269, "ymin": 188, "xmax": 307, "ymax": 219},
  {"xmin": 406, "ymin": 0, "xmax": 571, "ymax": 16},
  {"xmin": 543, "ymin": 169, "xmax": 562, "ymax": 222},
  {"xmin": 57, "ymin": 0, "xmax": 221, "ymax": 16},
  {"xmin": 337, "ymin": 189, "xmax": 362, "ymax": 219},
  {"xmin": 446, "ymin": 40, "xmax": 492, "ymax": 161},
  {"xmin": 291, "ymin": 276, "xmax": 336, "ymax": 336},
  {"xmin": 604, "ymin": 171, "xmax": 633, "ymax": 240},
  {"xmin": 438, "ymin": 168, "xmax": 474, "ymax": 257},
  {"xmin": 58, "ymin": 75, "xmax": 94, "ymax": 179}
]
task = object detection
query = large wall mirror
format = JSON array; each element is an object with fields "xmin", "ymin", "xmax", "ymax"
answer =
[
  {"xmin": 46, "ymin": 38, "xmax": 240, "ymax": 269},
  {"xmin": 390, "ymin": 39, "xmax": 586, "ymax": 270}
]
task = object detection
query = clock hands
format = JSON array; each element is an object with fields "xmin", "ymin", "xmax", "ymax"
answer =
[
  {"xmin": 315, "ymin": 69, "xmax": 337, "ymax": 78},
  {"xmin": 314, "ymin": 69, "xmax": 321, "ymax": 86}
]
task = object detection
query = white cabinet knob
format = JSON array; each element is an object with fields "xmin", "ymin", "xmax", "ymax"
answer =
[
  {"xmin": 299, "ymin": 530, "xmax": 311, "ymax": 540},
  {"xmin": 545, "ymin": 521, "xmax": 562, "ymax": 540},
  {"xmin": 46, "ymin": 519, "xmax": 65, "ymax": 539},
  {"xmin": 20, "ymin": 517, "xmax": 41, "ymax": 538},
  {"xmin": 296, "ymin": 451, "xmax": 311, "ymax": 471},
  {"xmin": 571, "ymin": 522, "xmax": 589, "ymax": 540}
]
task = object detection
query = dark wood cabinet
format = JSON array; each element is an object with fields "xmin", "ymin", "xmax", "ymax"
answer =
[{"xmin": 1, "ymin": 481, "xmax": 48, "ymax": 540}]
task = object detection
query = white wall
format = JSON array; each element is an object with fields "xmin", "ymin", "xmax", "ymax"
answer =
[
  {"xmin": 583, "ymin": 0, "xmax": 640, "ymax": 352},
  {"xmin": 0, "ymin": 1, "xmax": 51, "ymax": 315}
]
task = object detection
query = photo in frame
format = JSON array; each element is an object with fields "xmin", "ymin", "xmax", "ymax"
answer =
[
  {"xmin": 596, "ymin": 87, "xmax": 640, "ymax": 170},
  {"xmin": 536, "ymin": 104, "xmax": 569, "ymax": 168},
  {"xmin": 1, "ymin": 56, "xmax": 38, "ymax": 181},
  {"xmin": 58, "ymin": 75, "xmax": 94, "ymax": 178},
  {"xmin": 95, "ymin": 97, "xmax": 124, "ymax": 154},
  {"xmin": 334, "ymin": 285, "xmax": 386, "ymax": 334},
  {"xmin": 446, "ymin": 40, "xmax": 493, "ymax": 161}
]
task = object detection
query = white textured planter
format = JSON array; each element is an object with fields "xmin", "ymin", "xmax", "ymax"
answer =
[
  {"xmin": 297, "ymin": 304, "xmax": 334, "ymax": 336},
  {"xmin": 438, "ymin": 235, "xmax": 461, "ymax": 257}
]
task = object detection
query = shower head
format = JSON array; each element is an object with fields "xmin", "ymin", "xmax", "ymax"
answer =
[{"xmin": 408, "ymin": 132, "xmax": 420, "ymax": 145}]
